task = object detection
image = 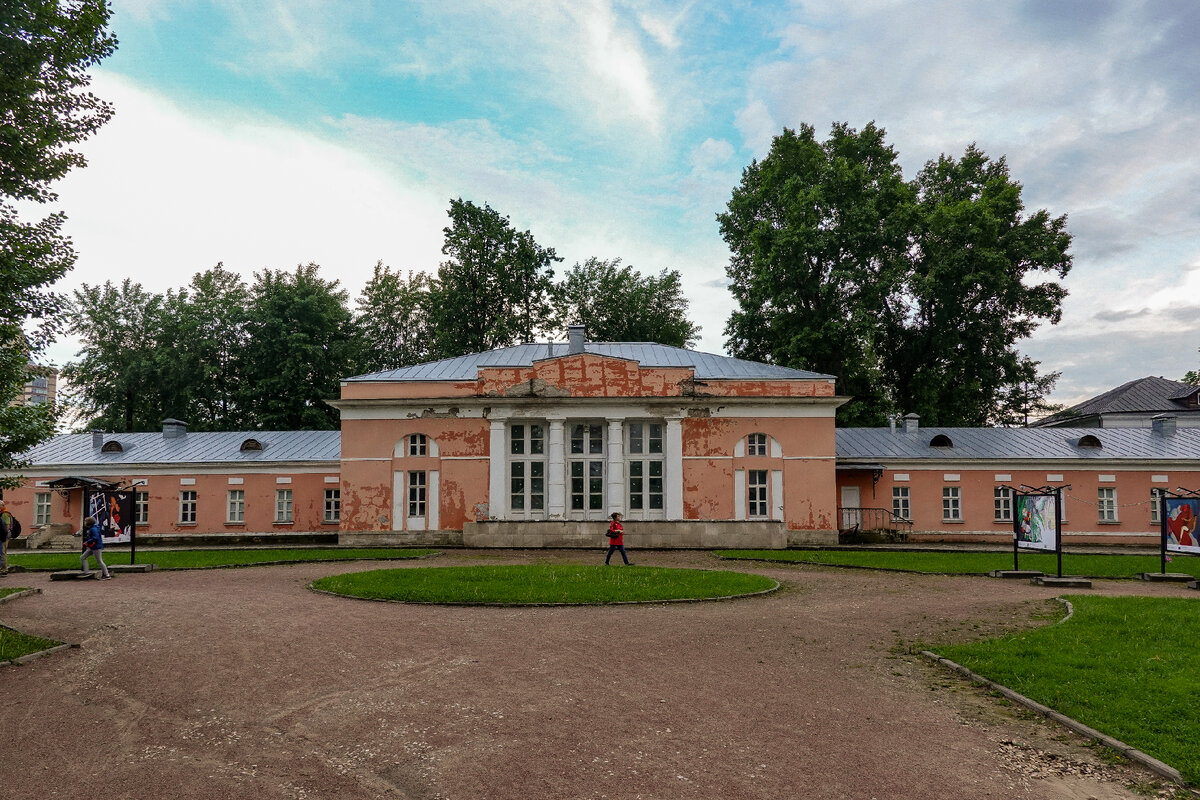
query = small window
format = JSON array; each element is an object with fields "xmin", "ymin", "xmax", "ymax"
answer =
[
  {"xmin": 929, "ymin": 434, "xmax": 953, "ymax": 448},
  {"xmin": 34, "ymin": 492, "xmax": 52, "ymax": 525},
  {"xmin": 227, "ymin": 489, "xmax": 245, "ymax": 524},
  {"xmin": 409, "ymin": 433, "xmax": 427, "ymax": 457},
  {"xmin": 240, "ymin": 438, "xmax": 263, "ymax": 452},
  {"xmin": 942, "ymin": 486, "xmax": 962, "ymax": 521},
  {"xmin": 135, "ymin": 491, "xmax": 149, "ymax": 525},
  {"xmin": 275, "ymin": 489, "xmax": 293, "ymax": 523},
  {"xmin": 747, "ymin": 433, "xmax": 768, "ymax": 457},
  {"xmin": 1078, "ymin": 434, "xmax": 1102, "ymax": 449},
  {"xmin": 994, "ymin": 487, "xmax": 1013, "ymax": 522},
  {"xmin": 1150, "ymin": 488, "xmax": 1163, "ymax": 525},
  {"xmin": 408, "ymin": 471, "xmax": 427, "ymax": 517},
  {"xmin": 1098, "ymin": 487, "xmax": 1117, "ymax": 522},
  {"xmin": 748, "ymin": 470, "xmax": 769, "ymax": 518},
  {"xmin": 891, "ymin": 487, "xmax": 910, "ymax": 521},
  {"xmin": 324, "ymin": 489, "xmax": 341, "ymax": 523},
  {"xmin": 101, "ymin": 440, "xmax": 123, "ymax": 453},
  {"xmin": 179, "ymin": 491, "xmax": 197, "ymax": 524}
]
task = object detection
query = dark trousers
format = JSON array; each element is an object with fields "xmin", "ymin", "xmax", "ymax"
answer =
[{"xmin": 605, "ymin": 544, "xmax": 629, "ymax": 564}]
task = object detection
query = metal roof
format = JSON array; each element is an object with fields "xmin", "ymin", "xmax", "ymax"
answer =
[
  {"xmin": 344, "ymin": 342, "xmax": 834, "ymax": 382},
  {"xmin": 20, "ymin": 430, "xmax": 340, "ymax": 468},
  {"xmin": 837, "ymin": 426, "xmax": 1200, "ymax": 461},
  {"xmin": 1036, "ymin": 376, "xmax": 1200, "ymax": 425}
]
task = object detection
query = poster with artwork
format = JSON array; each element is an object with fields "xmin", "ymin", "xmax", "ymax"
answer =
[
  {"xmin": 82, "ymin": 489, "xmax": 134, "ymax": 543},
  {"xmin": 1015, "ymin": 494, "xmax": 1058, "ymax": 552},
  {"xmin": 1164, "ymin": 497, "xmax": 1200, "ymax": 555}
]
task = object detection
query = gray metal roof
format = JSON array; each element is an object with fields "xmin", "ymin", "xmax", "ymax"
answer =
[
  {"xmin": 1036, "ymin": 376, "xmax": 1200, "ymax": 425},
  {"xmin": 344, "ymin": 342, "xmax": 834, "ymax": 382},
  {"xmin": 20, "ymin": 430, "xmax": 340, "ymax": 468},
  {"xmin": 837, "ymin": 426, "xmax": 1200, "ymax": 461}
]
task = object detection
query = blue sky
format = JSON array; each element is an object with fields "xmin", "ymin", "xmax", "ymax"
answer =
[{"xmin": 44, "ymin": 0, "xmax": 1200, "ymax": 407}]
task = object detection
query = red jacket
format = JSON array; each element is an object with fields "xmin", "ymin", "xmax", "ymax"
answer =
[{"xmin": 607, "ymin": 520, "xmax": 624, "ymax": 545}]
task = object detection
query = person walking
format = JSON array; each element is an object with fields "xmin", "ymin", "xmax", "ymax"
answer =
[
  {"xmin": 0, "ymin": 501, "xmax": 12, "ymax": 575},
  {"xmin": 604, "ymin": 511, "xmax": 633, "ymax": 565},
  {"xmin": 80, "ymin": 516, "xmax": 112, "ymax": 579}
]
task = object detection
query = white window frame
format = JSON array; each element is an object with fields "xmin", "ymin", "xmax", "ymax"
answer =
[
  {"xmin": 747, "ymin": 432, "xmax": 768, "ymax": 457},
  {"xmin": 942, "ymin": 486, "xmax": 962, "ymax": 521},
  {"xmin": 509, "ymin": 422, "xmax": 547, "ymax": 518},
  {"xmin": 179, "ymin": 490, "xmax": 197, "ymax": 524},
  {"xmin": 408, "ymin": 471, "xmax": 427, "ymax": 519},
  {"xmin": 324, "ymin": 488, "xmax": 341, "ymax": 523},
  {"xmin": 891, "ymin": 486, "xmax": 910, "ymax": 521},
  {"xmin": 34, "ymin": 491, "xmax": 51, "ymax": 525},
  {"xmin": 1098, "ymin": 487, "xmax": 1118, "ymax": 522},
  {"xmin": 135, "ymin": 490, "xmax": 149, "ymax": 525},
  {"xmin": 227, "ymin": 489, "xmax": 245, "ymax": 524},
  {"xmin": 626, "ymin": 420, "xmax": 665, "ymax": 519},
  {"xmin": 1151, "ymin": 488, "xmax": 1163, "ymax": 525},
  {"xmin": 274, "ymin": 488, "xmax": 293, "ymax": 523},
  {"xmin": 747, "ymin": 469, "xmax": 769, "ymax": 518},
  {"xmin": 993, "ymin": 487, "xmax": 1012, "ymax": 522},
  {"xmin": 568, "ymin": 421, "xmax": 606, "ymax": 517},
  {"xmin": 408, "ymin": 433, "xmax": 427, "ymax": 457}
]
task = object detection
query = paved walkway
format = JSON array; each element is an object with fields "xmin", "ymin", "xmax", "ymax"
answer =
[{"xmin": 0, "ymin": 550, "xmax": 1188, "ymax": 799}]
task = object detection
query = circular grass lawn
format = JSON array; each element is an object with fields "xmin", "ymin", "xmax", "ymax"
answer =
[{"xmin": 311, "ymin": 564, "xmax": 779, "ymax": 605}]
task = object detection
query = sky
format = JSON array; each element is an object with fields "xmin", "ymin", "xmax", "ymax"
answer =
[{"xmin": 37, "ymin": 0, "xmax": 1200, "ymax": 408}]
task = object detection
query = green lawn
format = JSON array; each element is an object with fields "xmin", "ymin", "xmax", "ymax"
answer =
[
  {"xmin": 0, "ymin": 624, "xmax": 61, "ymax": 663},
  {"xmin": 8, "ymin": 548, "xmax": 437, "ymax": 571},
  {"xmin": 715, "ymin": 549, "xmax": 1196, "ymax": 579},
  {"xmin": 312, "ymin": 564, "xmax": 778, "ymax": 605},
  {"xmin": 935, "ymin": 595, "xmax": 1200, "ymax": 784}
]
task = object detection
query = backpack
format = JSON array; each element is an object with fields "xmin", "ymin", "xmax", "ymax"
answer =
[{"xmin": 8, "ymin": 516, "xmax": 20, "ymax": 539}]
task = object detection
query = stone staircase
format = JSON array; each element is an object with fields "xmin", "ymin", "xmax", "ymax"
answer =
[{"xmin": 18, "ymin": 523, "xmax": 79, "ymax": 551}]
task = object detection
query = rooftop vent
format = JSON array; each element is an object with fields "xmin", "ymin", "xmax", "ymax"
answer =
[
  {"xmin": 162, "ymin": 418, "xmax": 187, "ymax": 439},
  {"xmin": 929, "ymin": 434, "xmax": 953, "ymax": 448},
  {"xmin": 240, "ymin": 438, "xmax": 263, "ymax": 452},
  {"xmin": 902, "ymin": 413, "xmax": 919, "ymax": 433},
  {"xmin": 1077, "ymin": 434, "xmax": 1103, "ymax": 449},
  {"xmin": 1152, "ymin": 414, "xmax": 1178, "ymax": 437},
  {"xmin": 101, "ymin": 440, "xmax": 123, "ymax": 453},
  {"xmin": 91, "ymin": 430, "xmax": 103, "ymax": 449},
  {"xmin": 567, "ymin": 324, "xmax": 586, "ymax": 355}
]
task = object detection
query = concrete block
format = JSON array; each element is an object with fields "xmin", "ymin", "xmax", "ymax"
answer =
[
  {"xmin": 1031, "ymin": 576, "xmax": 1093, "ymax": 588},
  {"xmin": 989, "ymin": 570, "xmax": 1043, "ymax": 579},
  {"xmin": 1134, "ymin": 572, "xmax": 1194, "ymax": 582}
]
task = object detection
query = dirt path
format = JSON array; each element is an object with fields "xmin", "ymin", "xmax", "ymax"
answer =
[{"xmin": 0, "ymin": 550, "xmax": 1189, "ymax": 799}]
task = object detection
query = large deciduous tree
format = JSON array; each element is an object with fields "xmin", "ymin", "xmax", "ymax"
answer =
[
  {"xmin": 556, "ymin": 257, "xmax": 700, "ymax": 347},
  {"xmin": 428, "ymin": 198, "xmax": 559, "ymax": 357},
  {"xmin": 719, "ymin": 123, "xmax": 913, "ymax": 426},
  {"xmin": 355, "ymin": 261, "xmax": 433, "ymax": 372},
  {"xmin": 720, "ymin": 123, "xmax": 1071, "ymax": 426},
  {"xmin": 0, "ymin": 0, "xmax": 115, "ymax": 484},
  {"xmin": 239, "ymin": 263, "xmax": 362, "ymax": 430}
]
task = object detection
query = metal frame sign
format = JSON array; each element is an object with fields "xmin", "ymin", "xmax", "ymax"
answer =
[
  {"xmin": 82, "ymin": 488, "xmax": 137, "ymax": 544},
  {"xmin": 1159, "ymin": 490, "xmax": 1200, "ymax": 574},
  {"xmin": 1010, "ymin": 485, "xmax": 1066, "ymax": 577}
]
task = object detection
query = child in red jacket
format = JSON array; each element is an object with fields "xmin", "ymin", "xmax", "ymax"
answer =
[{"xmin": 604, "ymin": 512, "xmax": 632, "ymax": 565}]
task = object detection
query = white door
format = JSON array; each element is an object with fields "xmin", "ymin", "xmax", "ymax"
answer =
[{"xmin": 840, "ymin": 486, "xmax": 861, "ymax": 529}]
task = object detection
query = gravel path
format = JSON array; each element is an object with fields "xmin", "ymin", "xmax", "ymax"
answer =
[{"xmin": 0, "ymin": 549, "xmax": 1190, "ymax": 799}]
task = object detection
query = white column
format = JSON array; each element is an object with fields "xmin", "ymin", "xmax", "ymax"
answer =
[
  {"xmin": 665, "ymin": 417, "xmax": 684, "ymax": 520},
  {"xmin": 607, "ymin": 418, "xmax": 624, "ymax": 515},
  {"xmin": 547, "ymin": 418, "xmax": 566, "ymax": 518},
  {"xmin": 488, "ymin": 420, "xmax": 506, "ymax": 520}
]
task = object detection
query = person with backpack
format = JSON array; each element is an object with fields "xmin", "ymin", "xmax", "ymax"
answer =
[
  {"xmin": 80, "ymin": 516, "xmax": 112, "ymax": 580},
  {"xmin": 0, "ymin": 500, "xmax": 15, "ymax": 575},
  {"xmin": 604, "ymin": 511, "xmax": 633, "ymax": 566}
]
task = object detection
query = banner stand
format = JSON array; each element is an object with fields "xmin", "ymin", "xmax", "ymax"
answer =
[
  {"xmin": 1143, "ymin": 489, "xmax": 1200, "ymax": 584},
  {"xmin": 1009, "ymin": 484, "xmax": 1067, "ymax": 577}
]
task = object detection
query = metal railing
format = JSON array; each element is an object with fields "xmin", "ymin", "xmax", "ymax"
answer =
[{"xmin": 837, "ymin": 506, "xmax": 914, "ymax": 537}]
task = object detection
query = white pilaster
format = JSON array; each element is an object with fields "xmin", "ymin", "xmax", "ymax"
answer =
[
  {"xmin": 429, "ymin": 470, "xmax": 441, "ymax": 529},
  {"xmin": 665, "ymin": 417, "xmax": 684, "ymax": 520},
  {"xmin": 547, "ymin": 419, "xmax": 566, "ymax": 518},
  {"xmin": 771, "ymin": 469, "xmax": 783, "ymax": 521},
  {"xmin": 488, "ymin": 421, "xmax": 506, "ymax": 520},
  {"xmin": 734, "ymin": 469, "xmax": 746, "ymax": 521},
  {"xmin": 607, "ymin": 418, "xmax": 624, "ymax": 515}
]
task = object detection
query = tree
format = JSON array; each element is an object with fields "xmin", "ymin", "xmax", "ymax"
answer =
[
  {"xmin": 239, "ymin": 263, "xmax": 362, "ymax": 430},
  {"xmin": 355, "ymin": 261, "xmax": 433, "ymax": 372},
  {"xmin": 62, "ymin": 280, "xmax": 165, "ymax": 432},
  {"xmin": 884, "ymin": 146, "xmax": 1072, "ymax": 426},
  {"xmin": 0, "ymin": 0, "xmax": 115, "ymax": 485},
  {"xmin": 720, "ymin": 123, "xmax": 1071, "ymax": 427},
  {"xmin": 556, "ymin": 257, "xmax": 700, "ymax": 347},
  {"xmin": 719, "ymin": 123, "xmax": 914, "ymax": 426},
  {"xmin": 428, "ymin": 198, "xmax": 559, "ymax": 358}
]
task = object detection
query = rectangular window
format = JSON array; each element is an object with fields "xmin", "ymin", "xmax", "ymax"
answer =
[
  {"xmin": 227, "ymin": 489, "xmax": 245, "ymax": 523},
  {"xmin": 891, "ymin": 487, "xmax": 910, "ymax": 521},
  {"xmin": 408, "ymin": 433, "xmax": 426, "ymax": 457},
  {"xmin": 1098, "ymin": 487, "xmax": 1117, "ymax": 522},
  {"xmin": 627, "ymin": 461, "xmax": 664, "ymax": 511},
  {"xmin": 993, "ymin": 487, "xmax": 1012, "ymax": 522},
  {"xmin": 34, "ymin": 491, "xmax": 51, "ymax": 525},
  {"xmin": 135, "ymin": 491, "xmax": 149, "ymax": 525},
  {"xmin": 942, "ymin": 487, "xmax": 961, "ymax": 521},
  {"xmin": 408, "ymin": 471, "xmax": 427, "ymax": 518},
  {"xmin": 179, "ymin": 491, "xmax": 197, "ymax": 524},
  {"xmin": 1151, "ymin": 488, "xmax": 1163, "ymax": 525},
  {"xmin": 747, "ymin": 433, "xmax": 768, "ymax": 457},
  {"xmin": 324, "ymin": 489, "xmax": 341, "ymax": 523},
  {"xmin": 275, "ymin": 489, "xmax": 293, "ymax": 523},
  {"xmin": 748, "ymin": 470, "xmax": 769, "ymax": 518},
  {"xmin": 571, "ymin": 423, "xmax": 603, "ymax": 455},
  {"xmin": 510, "ymin": 423, "xmax": 547, "ymax": 517}
]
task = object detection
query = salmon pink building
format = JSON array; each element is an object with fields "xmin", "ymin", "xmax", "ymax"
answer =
[{"xmin": 332, "ymin": 326, "xmax": 845, "ymax": 548}]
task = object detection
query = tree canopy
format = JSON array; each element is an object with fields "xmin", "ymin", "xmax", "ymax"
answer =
[
  {"xmin": 720, "ymin": 123, "xmax": 1071, "ymax": 427},
  {"xmin": 556, "ymin": 257, "xmax": 700, "ymax": 347},
  {"xmin": 0, "ymin": 0, "xmax": 115, "ymax": 486}
]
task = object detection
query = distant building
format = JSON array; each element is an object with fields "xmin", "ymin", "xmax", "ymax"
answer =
[
  {"xmin": 11, "ymin": 364, "xmax": 58, "ymax": 408},
  {"xmin": 1033, "ymin": 376, "xmax": 1200, "ymax": 428}
]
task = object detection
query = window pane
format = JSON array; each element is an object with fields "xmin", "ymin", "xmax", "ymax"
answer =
[
  {"xmin": 511, "ymin": 425, "xmax": 524, "ymax": 454},
  {"xmin": 530, "ymin": 425, "xmax": 544, "ymax": 455},
  {"xmin": 629, "ymin": 423, "xmax": 643, "ymax": 454},
  {"xmin": 571, "ymin": 425, "xmax": 584, "ymax": 454},
  {"xmin": 589, "ymin": 425, "xmax": 603, "ymax": 454},
  {"xmin": 649, "ymin": 424, "xmax": 663, "ymax": 454}
]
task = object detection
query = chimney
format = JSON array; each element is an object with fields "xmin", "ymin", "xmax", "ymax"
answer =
[
  {"xmin": 902, "ymin": 413, "xmax": 919, "ymax": 433},
  {"xmin": 888, "ymin": 415, "xmax": 897, "ymax": 433},
  {"xmin": 162, "ymin": 419, "xmax": 188, "ymax": 439},
  {"xmin": 567, "ymin": 324, "xmax": 586, "ymax": 355},
  {"xmin": 1152, "ymin": 414, "xmax": 1177, "ymax": 437},
  {"xmin": 92, "ymin": 430, "xmax": 103, "ymax": 448}
]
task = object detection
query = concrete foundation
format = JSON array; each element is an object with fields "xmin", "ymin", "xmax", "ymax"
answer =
[
  {"xmin": 338, "ymin": 530, "xmax": 465, "ymax": 548},
  {"xmin": 459, "ymin": 520, "xmax": 830, "ymax": 549}
]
